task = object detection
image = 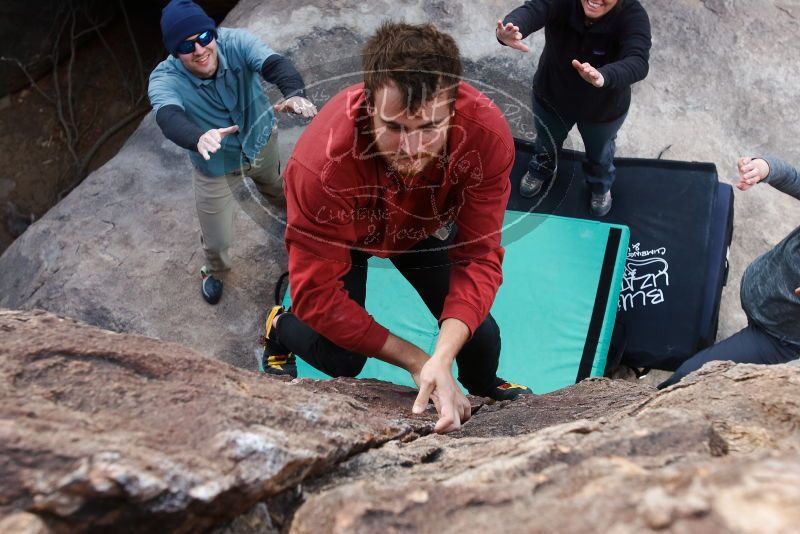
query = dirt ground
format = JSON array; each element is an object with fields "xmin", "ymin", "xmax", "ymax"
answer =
[{"xmin": 0, "ymin": 6, "xmax": 168, "ymax": 253}]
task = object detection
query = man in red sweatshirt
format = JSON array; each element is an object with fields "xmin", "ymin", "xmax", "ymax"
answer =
[{"xmin": 263, "ymin": 22, "xmax": 532, "ymax": 433}]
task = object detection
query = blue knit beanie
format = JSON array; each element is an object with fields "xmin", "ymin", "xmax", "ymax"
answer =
[{"xmin": 160, "ymin": 0, "xmax": 216, "ymax": 56}]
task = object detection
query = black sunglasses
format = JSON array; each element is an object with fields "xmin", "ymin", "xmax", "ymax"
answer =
[{"xmin": 176, "ymin": 30, "xmax": 215, "ymax": 55}]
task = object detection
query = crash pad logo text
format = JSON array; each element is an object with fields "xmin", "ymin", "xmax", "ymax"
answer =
[{"xmin": 619, "ymin": 242, "xmax": 669, "ymax": 311}]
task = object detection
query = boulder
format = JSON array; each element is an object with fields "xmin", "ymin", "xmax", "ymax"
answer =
[
  {"xmin": 0, "ymin": 0, "xmax": 798, "ymax": 368},
  {"xmin": 291, "ymin": 360, "xmax": 800, "ymax": 534},
  {"xmin": 3, "ymin": 309, "xmax": 800, "ymax": 532},
  {"xmin": 0, "ymin": 309, "xmax": 434, "ymax": 532}
]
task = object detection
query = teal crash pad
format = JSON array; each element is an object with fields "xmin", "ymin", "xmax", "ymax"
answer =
[{"xmin": 282, "ymin": 211, "xmax": 629, "ymax": 393}]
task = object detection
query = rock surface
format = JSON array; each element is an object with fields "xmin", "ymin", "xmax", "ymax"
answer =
[
  {"xmin": 292, "ymin": 361, "xmax": 800, "ymax": 534},
  {"xmin": 3, "ymin": 309, "xmax": 800, "ymax": 532},
  {"xmin": 0, "ymin": 309, "xmax": 435, "ymax": 532},
  {"xmin": 0, "ymin": 0, "xmax": 798, "ymax": 367}
]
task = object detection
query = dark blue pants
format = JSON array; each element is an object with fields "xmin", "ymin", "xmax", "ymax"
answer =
[
  {"xmin": 275, "ymin": 235, "xmax": 502, "ymax": 396},
  {"xmin": 658, "ymin": 322, "xmax": 800, "ymax": 388},
  {"xmin": 528, "ymin": 95, "xmax": 627, "ymax": 194}
]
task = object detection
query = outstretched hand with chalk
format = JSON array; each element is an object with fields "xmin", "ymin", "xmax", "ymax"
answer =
[{"xmin": 197, "ymin": 125, "xmax": 239, "ymax": 161}]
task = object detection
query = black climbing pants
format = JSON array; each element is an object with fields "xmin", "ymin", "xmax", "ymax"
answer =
[
  {"xmin": 658, "ymin": 321, "xmax": 799, "ymax": 389},
  {"xmin": 275, "ymin": 235, "xmax": 502, "ymax": 396}
]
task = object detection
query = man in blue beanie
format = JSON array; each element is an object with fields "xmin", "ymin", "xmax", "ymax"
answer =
[{"xmin": 148, "ymin": 0, "xmax": 316, "ymax": 305}]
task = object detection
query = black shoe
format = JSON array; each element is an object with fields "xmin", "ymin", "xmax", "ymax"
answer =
[
  {"xmin": 590, "ymin": 190, "xmax": 612, "ymax": 217},
  {"xmin": 261, "ymin": 305, "xmax": 297, "ymax": 378},
  {"xmin": 200, "ymin": 266, "xmax": 223, "ymax": 305},
  {"xmin": 264, "ymin": 353, "xmax": 297, "ymax": 377},
  {"xmin": 519, "ymin": 171, "xmax": 546, "ymax": 198},
  {"xmin": 486, "ymin": 377, "xmax": 533, "ymax": 401}
]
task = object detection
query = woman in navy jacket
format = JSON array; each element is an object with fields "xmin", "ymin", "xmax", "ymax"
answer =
[{"xmin": 497, "ymin": 0, "xmax": 651, "ymax": 216}]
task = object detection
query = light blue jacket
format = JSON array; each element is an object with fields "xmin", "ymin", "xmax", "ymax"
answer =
[{"xmin": 148, "ymin": 27, "xmax": 277, "ymax": 176}]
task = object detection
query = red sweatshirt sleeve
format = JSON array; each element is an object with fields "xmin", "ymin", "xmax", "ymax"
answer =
[
  {"xmin": 284, "ymin": 158, "xmax": 390, "ymax": 356},
  {"xmin": 441, "ymin": 129, "xmax": 513, "ymax": 335}
]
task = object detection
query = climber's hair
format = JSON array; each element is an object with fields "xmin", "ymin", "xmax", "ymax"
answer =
[{"xmin": 362, "ymin": 21, "xmax": 462, "ymax": 114}]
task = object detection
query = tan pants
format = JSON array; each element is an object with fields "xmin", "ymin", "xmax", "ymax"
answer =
[{"xmin": 192, "ymin": 128, "xmax": 282, "ymax": 274}]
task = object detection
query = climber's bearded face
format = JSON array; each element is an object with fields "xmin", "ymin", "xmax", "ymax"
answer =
[{"xmin": 368, "ymin": 81, "xmax": 454, "ymax": 178}]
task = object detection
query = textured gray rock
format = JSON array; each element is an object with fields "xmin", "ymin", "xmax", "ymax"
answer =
[
  {"xmin": 0, "ymin": 109, "xmax": 292, "ymax": 370},
  {"xmin": 3, "ymin": 309, "xmax": 800, "ymax": 532},
  {"xmin": 0, "ymin": 0, "xmax": 798, "ymax": 364},
  {"xmin": 291, "ymin": 360, "xmax": 800, "ymax": 534},
  {"xmin": 0, "ymin": 309, "xmax": 435, "ymax": 532}
]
